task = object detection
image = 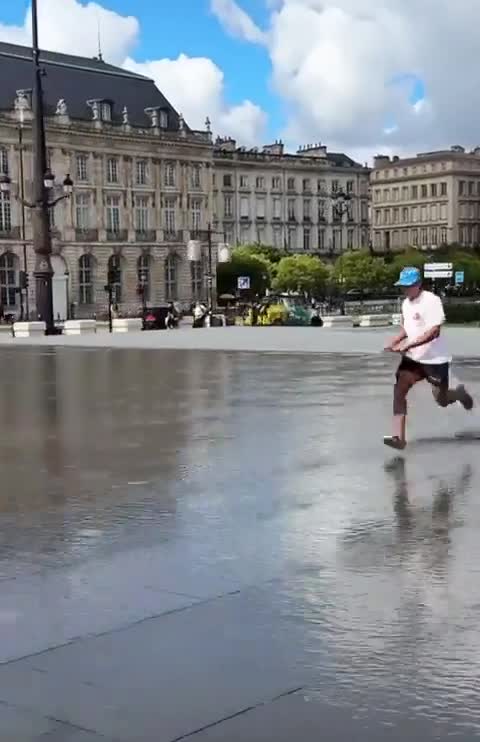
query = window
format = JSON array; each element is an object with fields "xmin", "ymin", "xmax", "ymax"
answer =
[
  {"xmin": 440, "ymin": 204, "xmax": 447, "ymax": 220},
  {"xmin": 76, "ymin": 154, "xmax": 88, "ymax": 182},
  {"xmin": 303, "ymin": 199, "xmax": 311, "ymax": 220},
  {"xmin": 441, "ymin": 182, "xmax": 447, "ymax": 196},
  {"xmin": 136, "ymin": 160, "xmax": 148, "ymax": 186},
  {"xmin": 421, "ymin": 185, "xmax": 428, "ymax": 198},
  {"xmin": 256, "ymin": 197, "xmax": 265, "ymax": 219},
  {"xmin": 318, "ymin": 200, "xmax": 326, "ymax": 221},
  {"xmin": 164, "ymin": 197, "xmax": 176, "ymax": 233},
  {"xmin": 421, "ymin": 206, "xmax": 427, "ymax": 222},
  {"xmin": 347, "ymin": 229, "xmax": 354, "ymax": 249},
  {"xmin": 240, "ymin": 175, "xmax": 249, "ymax": 188},
  {"xmin": 375, "ymin": 210, "xmax": 381, "ymax": 225},
  {"xmin": 0, "ymin": 192, "xmax": 11, "ymax": 232},
  {"xmin": 101, "ymin": 102, "xmax": 112, "ymax": 121},
  {"xmin": 384, "ymin": 209, "xmax": 391, "ymax": 225},
  {"xmin": 240, "ymin": 196, "xmax": 249, "ymax": 218},
  {"xmin": 331, "ymin": 180, "xmax": 339, "ymax": 194},
  {"xmin": 431, "ymin": 183, "xmax": 437, "ymax": 197},
  {"xmin": 383, "ymin": 189, "xmax": 390, "ymax": 201},
  {"xmin": 135, "ymin": 196, "xmax": 149, "ymax": 232},
  {"xmin": 78, "ymin": 254, "xmax": 93, "ymax": 305},
  {"xmin": 402, "ymin": 186, "xmax": 409, "ymax": 199},
  {"xmin": 0, "ymin": 252, "xmax": 17, "ymax": 306},
  {"xmin": 273, "ymin": 226, "xmax": 282, "ymax": 248},
  {"xmin": 256, "ymin": 176, "xmax": 265, "ymax": 189},
  {"xmin": 191, "ymin": 198, "xmax": 202, "ymax": 231},
  {"xmin": 0, "ymin": 147, "xmax": 8, "ymax": 176},
  {"xmin": 459, "ymin": 180, "xmax": 465, "ymax": 196},
  {"xmin": 430, "ymin": 204, "xmax": 437, "ymax": 221},
  {"xmin": 75, "ymin": 192, "xmax": 90, "ymax": 230},
  {"xmin": 392, "ymin": 231, "xmax": 400, "ymax": 248},
  {"xmin": 107, "ymin": 254, "xmax": 122, "ymax": 303},
  {"xmin": 287, "ymin": 226, "xmax": 296, "ymax": 250},
  {"xmin": 273, "ymin": 198, "xmax": 281, "ymax": 220},
  {"xmin": 223, "ymin": 174, "xmax": 232, "ymax": 188},
  {"xmin": 318, "ymin": 179, "xmax": 327, "ymax": 194},
  {"xmin": 411, "ymin": 185, "xmax": 418, "ymax": 199},
  {"xmin": 392, "ymin": 188, "xmax": 399, "ymax": 202},
  {"xmin": 224, "ymin": 195, "xmax": 233, "ymax": 218},
  {"xmin": 160, "ymin": 110, "xmax": 168, "ymax": 129},
  {"xmin": 469, "ymin": 181, "xmax": 475, "ymax": 196},
  {"xmin": 441, "ymin": 227, "xmax": 448, "ymax": 244},
  {"xmin": 165, "ymin": 255, "xmax": 177, "ymax": 300},
  {"xmin": 191, "ymin": 260, "xmax": 203, "ymax": 301},
  {"xmin": 346, "ymin": 180, "xmax": 354, "ymax": 194},
  {"xmin": 421, "ymin": 227, "xmax": 428, "ymax": 245},
  {"xmin": 303, "ymin": 178, "xmax": 311, "ymax": 193},
  {"xmin": 412, "ymin": 206, "xmax": 418, "ymax": 222},
  {"xmin": 272, "ymin": 177, "xmax": 281, "ymax": 190},
  {"xmin": 191, "ymin": 164, "xmax": 201, "ymax": 189},
  {"xmin": 106, "ymin": 196, "xmax": 120, "ymax": 233},
  {"xmin": 402, "ymin": 207, "xmax": 409, "ymax": 222},
  {"xmin": 393, "ymin": 208, "xmax": 399, "ymax": 224},
  {"xmin": 303, "ymin": 227, "xmax": 311, "ymax": 251},
  {"xmin": 288, "ymin": 199, "xmax": 296, "ymax": 220},
  {"xmin": 431, "ymin": 226, "xmax": 438, "ymax": 244},
  {"xmin": 240, "ymin": 226, "xmax": 250, "ymax": 244},
  {"xmin": 137, "ymin": 254, "xmax": 150, "ymax": 302},
  {"xmin": 287, "ymin": 177, "xmax": 296, "ymax": 191},
  {"xmin": 333, "ymin": 229, "xmax": 342, "ymax": 252},
  {"xmin": 107, "ymin": 158, "xmax": 118, "ymax": 184},
  {"xmin": 412, "ymin": 228, "xmax": 418, "ymax": 246},
  {"xmin": 318, "ymin": 229, "xmax": 325, "ymax": 251},
  {"xmin": 257, "ymin": 226, "xmax": 265, "ymax": 244},
  {"xmin": 402, "ymin": 230, "xmax": 408, "ymax": 246},
  {"xmin": 165, "ymin": 162, "xmax": 176, "ymax": 188}
]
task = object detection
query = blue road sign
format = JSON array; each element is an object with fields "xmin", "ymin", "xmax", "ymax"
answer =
[{"xmin": 455, "ymin": 271, "xmax": 465, "ymax": 285}]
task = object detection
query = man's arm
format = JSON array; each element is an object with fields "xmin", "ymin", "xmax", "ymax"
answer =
[
  {"xmin": 384, "ymin": 323, "xmax": 407, "ymax": 351},
  {"xmin": 401, "ymin": 325, "xmax": 441, "ymax": 351}
]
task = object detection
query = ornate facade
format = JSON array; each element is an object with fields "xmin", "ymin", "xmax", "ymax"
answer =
[{"xmin": 0, "ymin": 42, "xmax": 213, "ymax": 318}]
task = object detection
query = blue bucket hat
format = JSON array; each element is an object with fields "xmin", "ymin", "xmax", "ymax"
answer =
[{"xmin": 395, "ymin": 266, "xmax": 422, "ymax": 287}]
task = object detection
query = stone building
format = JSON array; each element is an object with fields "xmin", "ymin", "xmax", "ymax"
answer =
[
  {"xmin": 0, "ymin": 42, "xmax": 214, "ymax": 318},
  {"xmin": 213, "ymin": 139, "xmax": 370, "ymax": 255},
  {"xmin": 371, "ymin": 147, "xmax": 480, "ymax": 253}
]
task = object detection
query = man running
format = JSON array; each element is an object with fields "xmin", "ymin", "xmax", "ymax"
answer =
[{"xmin": 384, "ymin": 266, "xmax": 473, "ymax": 450}]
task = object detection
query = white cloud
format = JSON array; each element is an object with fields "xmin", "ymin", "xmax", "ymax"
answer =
[
  {"xmin": 125, "ymin": 54, "xmax": 266, "ymax": 146},
  {"xmin": 0, "ymin": 0, "xmax": 267, "ymax": 146},
  {"xmin": 212, "ymin": 0, "xmax": 480, "ymax": 160},
  {"xmin": 210, "ymin": 0, "xmax": 266, "ymax": 44}
]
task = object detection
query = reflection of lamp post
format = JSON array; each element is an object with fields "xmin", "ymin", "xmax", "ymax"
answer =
[{"xmin": 188, "ymin": 224, "xmax": 231, "ymax": 311}]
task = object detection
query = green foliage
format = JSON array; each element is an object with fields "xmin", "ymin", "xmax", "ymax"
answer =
[
  {"xmin": 333, "ymin": 251, "xmax": 390, "ymax": 291},
  {"xmin": 236, "ymin": 243, "xmax": 286, "ymax": 264},
  {"xmin": 444, "ymin": 303, "xmax": 480, "ymax": 324},
  {"xmin": 272, "ymin": 255, "xmax": 329, "ymax": 295},
  {"xmin": 216, "ymin": 247, "xmax": 273, "ymax": 296}
]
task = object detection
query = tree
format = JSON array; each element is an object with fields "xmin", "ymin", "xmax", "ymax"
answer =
[
  {"xmin": 237, "ymin": 244, "xmax": 286, "ymax": 264},
  {"xmin": 272, "ymin": 255, "xmax": 329, "ymax": 296},
  {"xmin": 216, "ymin": 247, "xmax": 273, "ymax": 297},
  {"xmin": 333, "ymin": 251, "xmax": 389, "ymax": 291}
]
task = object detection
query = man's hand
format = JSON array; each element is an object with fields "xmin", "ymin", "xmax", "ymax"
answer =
[{"xmin": 384, "ymin": 340, "xmax": 403, "ymax": 352}]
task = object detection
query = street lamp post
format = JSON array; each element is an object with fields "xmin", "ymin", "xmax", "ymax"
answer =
[{"xmin": 187, "ymin": 224, "xmax": 230, "ymax": 312}]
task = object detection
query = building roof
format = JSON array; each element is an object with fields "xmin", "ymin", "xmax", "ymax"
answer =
[{"xmin": 0, "ymin": 41, "xmax": 182, "ymax": 131}]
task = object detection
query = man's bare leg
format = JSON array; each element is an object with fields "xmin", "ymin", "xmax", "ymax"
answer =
[
  {"xmin": 384, "ymin": 415, "xmax": 407, "ymax": 450},
  {"xmin": 433, "ymin": 385, "xmax": 474, "ymax": 410}
]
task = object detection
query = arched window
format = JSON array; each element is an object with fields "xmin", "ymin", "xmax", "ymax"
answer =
[
  {"xmin": 79, "ymin": 254, "xmax": 94, "ymax": 304},
  {"xmin": 0, "ymin": 252, "xmax": 18, "ymax": 307},
  {"xmin": 165, "ymin": 255, "xmax": 177, "ymax": 301},
  {"xmin": 108, "ymin": 254, "xmax": 122, "ymax": 304},
  {"xmin": 137, "ymin": 254, "xmax": 150, "ymax": 302},
  {"xmin": 190, "ymin": 260, "xmax": 203, "ymax": 301},
  {"xmin": 0, "ymin": 147, "xmax": 8, "ymax": 176}
]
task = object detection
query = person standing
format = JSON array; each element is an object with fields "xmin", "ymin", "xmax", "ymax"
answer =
[{"xmin": 384, "ymin": 267, "xmax": 473, "ymax": 450}]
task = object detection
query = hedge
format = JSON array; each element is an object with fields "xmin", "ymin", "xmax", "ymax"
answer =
[{"xmin": 444, "ymin": 303, "xmax": 480, "ymax": 324}]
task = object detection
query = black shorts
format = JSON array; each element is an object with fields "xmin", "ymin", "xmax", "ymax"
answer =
[{"xmin": 396, "ymin": 356, "xmax": 450, "ymax": 388}]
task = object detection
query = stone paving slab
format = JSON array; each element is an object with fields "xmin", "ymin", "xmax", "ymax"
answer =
[
  {"xmin": 0, "ymin": 587, "xmax": 306, "ymax": 742},
  {"xmin": 0, "ymin": 325, "xmax": 478, "ymax": 357}
]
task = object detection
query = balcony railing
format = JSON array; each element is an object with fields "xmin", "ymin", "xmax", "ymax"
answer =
[
  {"xmin": 136, "ymin": 229, "xmax": 156, "ymax": 242},
  {"xmin": 106, "ymin": 229, "xmax": 127, "ymax": 242},
  {"xmin": 0, "ymin": 226, "xmax": 20, "ymax": 240},
  {"xmin": 75, "ymin": 228, "xmax": 99, "ymax": 242}
]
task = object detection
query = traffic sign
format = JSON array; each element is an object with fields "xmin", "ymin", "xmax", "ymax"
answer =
[
  {"xmin": 455, "ymin": 271, "xmax": 465, "ymax": 285},
  {"xmin": 424, "ymin": 270, "xmax": 453, "ymax": 279},
  {"xmin": 237, "ymin": 276, "xmax": 251, "ymax": 290},
  {"xmin": 424, "ymin": 262, "xmax": 453, "ymax": 272}
]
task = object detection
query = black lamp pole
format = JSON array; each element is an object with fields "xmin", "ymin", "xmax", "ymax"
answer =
[{"xmin": 31, "ymin": 0, "xmax": 54, "ymax": 332}]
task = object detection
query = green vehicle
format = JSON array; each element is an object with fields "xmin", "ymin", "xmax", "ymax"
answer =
[{"xmin": 246, "ymin": 294, "xmax": 317, "ymax": 326}]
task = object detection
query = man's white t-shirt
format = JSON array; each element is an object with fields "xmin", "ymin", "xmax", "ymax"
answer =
[{"xmin": 402, "ymin": 290, "xmax": 450, "ymax": 364}]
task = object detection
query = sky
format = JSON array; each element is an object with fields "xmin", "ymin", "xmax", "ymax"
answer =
[{"xmin": 0, "ymin": 0, "xmax": 478, "ymax": 164}]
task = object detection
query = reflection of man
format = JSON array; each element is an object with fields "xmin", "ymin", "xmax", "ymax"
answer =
[{"xmin": 384, "ymin": 267, "xmax": 474, "ymax": 450}]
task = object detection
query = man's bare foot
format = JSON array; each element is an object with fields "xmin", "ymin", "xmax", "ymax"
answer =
[
  {"xmin": 456, "ymin": 385, "xmax": 474, "ymax": 411},
  {"xmin": 384, "ymin": 436, "xmax": 407, "ymax": 451}
]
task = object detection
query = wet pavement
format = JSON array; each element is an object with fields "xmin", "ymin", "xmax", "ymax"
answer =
[{"xmin": 1, "ymin": 345, "xmax": 480, "ymax": 741}]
